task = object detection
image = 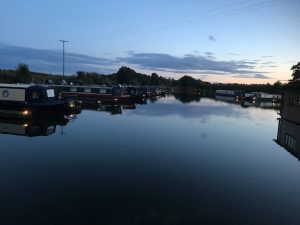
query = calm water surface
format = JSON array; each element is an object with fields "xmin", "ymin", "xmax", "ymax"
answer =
[{"xmin": 1, "ymin": 96, "xmax": 300, "ymax": 225}]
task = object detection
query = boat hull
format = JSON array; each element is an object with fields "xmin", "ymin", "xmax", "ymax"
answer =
[{"xmin": 0, "ymin": 100, "xmax": 68, "ymax": 118}]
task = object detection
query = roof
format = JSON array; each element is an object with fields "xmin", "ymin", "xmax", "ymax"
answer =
[
  {"xmin": 50, "ymin": 84, "xmax": 112, "ymax": 89},
  {"xmin": 0, "ymin": 83, "xmax": 31, "ymax": 88},
  {"xmin": 0, "ymin": 83, "xmax": 50, "ymax": 89}
]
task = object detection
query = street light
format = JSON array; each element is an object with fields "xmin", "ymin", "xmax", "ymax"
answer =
[{"xmin": 59, "ymin": 40, "xmax": 68, "ymax": 77}]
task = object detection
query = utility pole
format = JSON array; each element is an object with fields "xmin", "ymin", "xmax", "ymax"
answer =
[{"xmin": 59, "ymin": 40, "xmax": 68, "ymax": 77}]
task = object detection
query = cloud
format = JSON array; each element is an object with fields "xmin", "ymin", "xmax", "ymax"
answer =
[
  {"xmin": 208, "ymin": 35, "xmax": 216, "ymax": 42},
  {"xmin": 0, "ymin": 44, "xmax": 271, "ymax": 80},
  {"xmin": 261, "ymin": 61, "xmax": 276, "ymax": 64},
  {"xmin": 0, "ymin": 44, "xmax": 115, "ymax": 74},
  {"xmin": 262, "ymin": 55, "xmax": 274, "ymax": 58},
  {"xmin": 233, "ymin": 73, "xmax": 272, "ymax": 79},
  {"xmin": 204, "ymin": 52, "xmax": 216, "ymax": 59},
  {"xmin": 118, "ymin": 52, "xmax": 267, "ymax": 76},
  {"xmin": 227, "ymin": 52, "xmax": 240, "ymax": 56}
]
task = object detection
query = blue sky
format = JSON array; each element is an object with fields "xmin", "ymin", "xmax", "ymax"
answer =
[{"xmin": 0, "ymin": 0, "xmax": 299, "ymax": 83}]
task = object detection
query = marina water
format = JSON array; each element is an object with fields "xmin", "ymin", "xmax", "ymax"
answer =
[{"xmin": 0, "ymin": 96, "xmax": 300, "ymax": 225}]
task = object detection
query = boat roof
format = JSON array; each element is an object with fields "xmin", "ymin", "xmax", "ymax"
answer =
[
  {"xmin": 0, "ymin": 83, "xmax": 49, "ymax": 89},
  {"xmin": 50, "ymin": 84, "xmax": 112, "ymax": 89},
  {"xmin": 0, "ymin": 83, "xmax": 31, "ymax": 88}
]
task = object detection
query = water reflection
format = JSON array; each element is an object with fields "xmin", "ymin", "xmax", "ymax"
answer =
[
  {"xmin": 1, "ymin": 94, "xmax": 300, "ymax": 225},
  {"xmin": 241, "ymin": 100, "xmax": 281, "ymax": 109},
  {"xmin": 81, "ymin": 102, "xmax": 136, "ymax": 115},
  {"xmin": 173, "ymin": 92, "xmax": 201, "ymax": 103},
  {"xmin": 276, "ymin": 90, "xmax": 300, "ymax": 160},
  {"xmin": 0, "ymin": 94, "xmax": 280, "ymax": 138},
  {"xmin": 0, "ymin": 115, "xmax": 70, "ymax": 137},
  {"xmin": 173, "ymin": 93, "xmax": 281, "ymax": 110}
]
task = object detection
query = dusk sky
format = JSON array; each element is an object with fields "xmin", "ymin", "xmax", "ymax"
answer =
[{"xmin": 0, "ymin": 0, "xmax": 299, "ymax": 83}]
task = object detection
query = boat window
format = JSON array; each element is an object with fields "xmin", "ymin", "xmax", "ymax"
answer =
[
  {"xmin": 113, "ymin": 88, "xmax": 122, "ymax": 95},
  {"xmin": 70, "ymin": 87, "xmax": 77, "ymax": 92},
  {"xmin": 91, "ymin": 88, "xmax": 99, "ymax": 93},
  {"xmin": 77, "ymin": 87, "xmax": 84, "ymax": 92},
  {"xmin": 285, "ymin": 133, "xmax": 296, "ymax": 150},
  {"xmin": 84, "ymin": 88, "xmax": 91, "ymax": 93},
  {"xmin": 47, "ymin": 89, "xmax": 55, "ymax": 98},
  {"xmin": 289, "ymin": 95, "xmax": 300, "ymax": 107},
  {"xmin": 31, "ymin": 91, "xmax": 42, "ymax": 100},
  {"xmin": 99, "ymin": 89, "xmax": 107, "ymax": 94}
]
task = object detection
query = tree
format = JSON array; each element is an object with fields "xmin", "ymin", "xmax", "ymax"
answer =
[
  {"xmin": 16, "ymin": 63, "xmax": 31, "ymax": 83},
  {"xmin": 291, "ymin": 62, "xmax": 300, "ymax": 81},
  {"xmin": 150, "ymin": 73, "xmax": 159, "ymax": 85},
  {"xmin": 116, "ymin": 66, "xmax": 135, "ymax": 84}
]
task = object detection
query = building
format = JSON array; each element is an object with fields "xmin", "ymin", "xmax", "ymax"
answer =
[{"xmin": 276, "ymin": 82, "xmax": 300, "ymax": 159}]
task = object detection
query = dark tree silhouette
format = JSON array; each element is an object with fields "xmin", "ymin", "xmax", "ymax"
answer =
[
  {"xmin": 150, "ymin": 73, "xmax": 159, "ymax": 85},
  {"xmin": 291, "ymin": 62, "xmax": 300, "ymax": 81},
  {"xmin": 16, "ymin": 63, "xmax": 31, "ymax": 83}
]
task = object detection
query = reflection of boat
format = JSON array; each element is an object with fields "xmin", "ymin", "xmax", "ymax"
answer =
[
  {"xmin": 275, "ymin": 89, "xmax": 300, "ymax": 160},
  {"xmin": 82, "ymin": 102, "xmax": 136, "ymax": 115},
  {"xmin": 241, "ymin": 100, "xmax": 281, "ymax": 109},
  {"xmin": 0, "ymin": 115, "xmax": 70, "ymax": 137},
  {"xmin": 215, "ymin": 95, "xmax": 235, "ymax": 102},
  {"xmin": 0, "ymin": 84, "xmax": 68, "ymax": 118}
]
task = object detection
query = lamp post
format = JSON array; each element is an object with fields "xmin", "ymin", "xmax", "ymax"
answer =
[{"xmin": 59, "ymin": 40, "xmax": 68, "ymax": 77}]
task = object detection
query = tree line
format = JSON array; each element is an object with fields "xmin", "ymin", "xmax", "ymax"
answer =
[{"xmin": 0, "ymin": 63, "xmax": 299, "ymax": 93}]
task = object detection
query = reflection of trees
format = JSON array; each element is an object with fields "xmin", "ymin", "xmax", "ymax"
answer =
[{"xmin": 173, "ymin": 92, "xmax": 201, "ymax": 103}]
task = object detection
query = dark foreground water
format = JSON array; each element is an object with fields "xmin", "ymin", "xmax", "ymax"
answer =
[{"xmin": 0, "ymin": 96, "xmax": 300, "ymax": 225}]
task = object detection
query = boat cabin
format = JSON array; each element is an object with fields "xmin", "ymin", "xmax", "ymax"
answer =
[{"xmin": 0, "ymin": 84, "xmax": 57, "ymax": 104}]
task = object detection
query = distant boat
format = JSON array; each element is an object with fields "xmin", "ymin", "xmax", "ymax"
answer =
[
  {"xmin": 51, "ymin": 85, "xmax": 133, "ymax": 104},
  {"xmin": 0, "ymin": 83, "xmax": 68, "ymax": 118},
  {"xmin": 241, "ymin": 92, "xmax": 254, "ymax": 101},
  {"xmin": 215, "ymin": 90, "xmax": 236, "ymax": 97},
  {"xmin": 252, "ymin": 92, "xmax": 281, "ymax": 102},
  {"xmin": 215, "ymin": 90, "xmax": 241, "ymax": 102}
]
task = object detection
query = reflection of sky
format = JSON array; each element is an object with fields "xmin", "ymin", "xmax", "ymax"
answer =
[{"xmin": 129, "ymin": 97, "xmax": 277, "ymax": 122}]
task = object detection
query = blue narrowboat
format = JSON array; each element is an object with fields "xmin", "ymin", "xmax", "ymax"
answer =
[{"xmin": 0, "ymin": 84, "xmax": 68, "ymax": 117}]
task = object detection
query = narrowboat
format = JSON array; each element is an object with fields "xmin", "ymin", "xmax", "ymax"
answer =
[
  {"xmin": 0, "ymin": 83, "xmax": 68, "ymax": 117},
  {"xmin": 215, "ymin": 90, "xmax": 241, "ymax": 98},
  {"xmin": 241, "ymin": 92, "xmax": 255, "ymax": 101},
  {"xmin": 252, "ymin": 92, "xmax": 281, "ymax": 102},
  {"xmin": 215, "ymin": 90, "xmax": 241, "ymax": 102},
  {"xmin": 51, "ymin": 85, "xmax": 134, "ymax": 104}
]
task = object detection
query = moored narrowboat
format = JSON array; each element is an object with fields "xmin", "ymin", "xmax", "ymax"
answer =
[
  {"xmin": 0, "ymin": 83, "xmax": 68, "ymax": 117},
  {"xmin": 51, "ymin": 85, "xmax": 134, "ymax": 104},
  {"xmin": 252, "ymin": 92, "xmax": 281, "ymax": 102},
  {"xmin": 215, "ymin": 90, "xmax": 241, "ymax": 102}
]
